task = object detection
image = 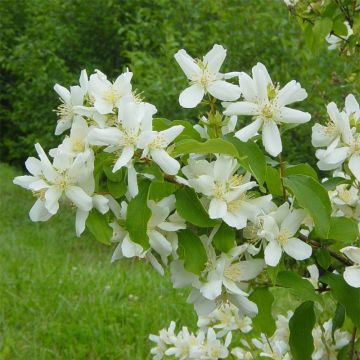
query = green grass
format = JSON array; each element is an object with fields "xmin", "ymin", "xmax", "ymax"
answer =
[{"xmin": 0, "ymin": 163, "xmax": 195, "ymax": 359}]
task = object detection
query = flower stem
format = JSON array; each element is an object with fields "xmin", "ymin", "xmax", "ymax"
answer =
[
  {"xmin": 278, "ymin": 153, "xmax": 287, "ymax": 201},
  {"xmin": 348, "ymin": 327, "xmax": 357, "ymax": 360}
]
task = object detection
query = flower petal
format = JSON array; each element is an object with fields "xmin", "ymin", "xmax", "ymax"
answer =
[
  {"xmin": 179, "ymin": 84, "xmax": 205, "ymax": 108},
  {"xmin": 65, "ymin": 185, "xmax": 92, "ymax": 211},
  {"xmin": 174, "ymin": 49, "xmax": 201, "ymax": 79},
  {"xmin": 280, "ymin": 107, "xmax": 311, "ymax": 124},
  {"xmin": 283, "ymin": 237, "xmax": 312, "ymax": 260},
  {"xmin": 203, "ymin": 44, "xmax": 226, "ymax": 74},
  {"xmin": 113, "ymin": 146, "xmax": 134, "ymax": 172},
  {"xmin": 151, "ymin": 149, "xmax": 180, "ymax": 175},
  {"xmin": 223, "ymin": 101, "xmax": 259, "ymax": 116},
  {"xmin": 349, "ymin": 153, "xmax": 360, "ymax": 181},
  {"xmin": 343, "ymin": 266, "xmax": 360, "ymax": 288},
  {"xmin": 44, "ymin": 186, "xmax": 62, "ymax": 214},
  {"xmin": 262, "ymin": 120, "xmax": 282, "ymax": 156},
  {"xmin": 207, "ymin": 80, "xmax": 241, "ymax": 101},
  {"xmin": 200, "ymin": 279, "xmax": 223, "ymax": 300},
  {"xmin": 75, "ymin": 209, "xmax": 89, "ymax": 237},
  {"xmin": 264, "ymin": 240, "xmax": 282, "ymax": 266},
  {"xmin": 235, "ymin": 118, "xmax": 262, "ymax": 142},
  {"xmin": 208, "ymin": 198, "xmax": 227, "ymax": 219},
  {"xmin": 29, "ymin": 199, "xmax": 53, "ymax": 222}
]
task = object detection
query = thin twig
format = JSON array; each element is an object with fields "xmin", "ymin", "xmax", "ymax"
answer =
[
  {"xmin": 348, "ymin": 327, "xmax": 357, "ymax": 360},
  {"xmin": 298, "ymin": 234, "xmax": 353, "ymax": 266}
]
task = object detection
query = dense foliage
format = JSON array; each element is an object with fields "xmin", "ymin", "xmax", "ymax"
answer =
[{"xmin": 0, "ymin": 0, "xmax": 358, "ymax": 165}]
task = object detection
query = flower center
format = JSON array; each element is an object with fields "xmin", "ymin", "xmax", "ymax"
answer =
[
  {"xmin": 149, "ymin": 135, "xmax": 167, "ymax": 150},
  {"xmin": 324, "ymin": 120, "xmax": 337, "ymax": 135},
  {"xmin": 338, "ymin": 189, "xmax": 353, "ymax": 203},
  {"xmin": 224, "ymin": 263, "xmax": 241, "ymax": 282},
  {"xmin": 351, "ymin": 134, "xmax": 360, "ymax": 152},
  {"xmin": 261, "ymin": 104, "xmax": 274, "ymax": 119},
  {"xmin": 72, "ymin": 138, "xmax": 85, "ymax": 152},
  {"xmin": 226, "ymin": 174, "xmax": 244, "ymax": 189},
  {"xmin": 103, "ymin": 86, "xmax": 120, "ymax": 104},
  {"xmin": 276, "ymin": 230, "xmax": 290, "ymax": 245},
  {"xmin": 56, "ymin": 103, "xmax": 73, "ymax": 120},
  {"xmin": 124, "ymin": 130, "xmax": 138, "ymax": 146},
  {"xmin": 213, "ymin": 183, "xmax": 226, "ymax": 199}
]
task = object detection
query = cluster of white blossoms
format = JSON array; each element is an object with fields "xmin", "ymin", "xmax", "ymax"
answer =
[
  {"xmin": 312, "ymin": 94, "xmax": 360, "ymax": 182},
  {"xmin": 150, "ymin": 309, "xmax": 351, "ymax": 360},
  {"xmin": 14, "ymin": 43, "xmax": 359, "ymax": 359}
]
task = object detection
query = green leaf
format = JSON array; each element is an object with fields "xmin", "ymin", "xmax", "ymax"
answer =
[
  {"xmin": 225, "ymin": 136, "xmax": 267, "ymax": 186},
  {"xmin": 172, "ymin": 138, "xmax": 240, "ymax": 159},
  {"xmin": 148, "ymin": 180, "xmax": 180, "ymax": 201},
  {"xmin": 177, "ymin": 229, "xmax": 207, "ymax": 274},
  {"xmin": 107, "ymin": 179, "xmax": 127, "ymax": 198},
  {"xmin": 333, "ymin": 18, "xmax": 348, "ymax": 37},
  {"xmin": 153, "ymin": 118, "xmax": 201, "ymax": 141},
  {"xmin": 276, "ymin": 271, "xmax": 322, "ymax": 303},
  {"xmin": 328, "ymin": 217, "xmax": 359, "ymax": 247},
  {"xmin": 175, "ymin": 187, "xmax": 218, "ymax": 228},
  {"xmin": 321, "ymin": 177, "xmax": 350, "ymax": 190},
  {"xmin": 284, "ymin": 163, "xmax": 318, "ymax": 181},
  {"xmin": 284, "ymin": 175, "xmax": 331, "ymax": 238},
  {"xmin": 213, "ymin": 222, "xmax": 236, "ymax": 252},
  {"xmin": 86, "ymin": 209, "xmax": 112, "ymax": 245},
  {"xmin": 266, "ymin": 166, "xmax": 283, "ymax": 196},
  {"xmin": 249, "ymin": 288, "xmax": 275, "ymax": 337},
  {"xmin": 125, "ymin": 180, "xmax": 151, "ymax": 248},
  {"xmin": 104, "ymin": 165, "xmax": 125, "ymax": 182},
  {"xmin": 289, "ymin": 301, "xmax": 315, "ymax": 360},
  {"xmin": 320, "ymin": 273, "xmax": 360, "ymax": 328},
  {"xmin": 316, "ymin": 248, "xmax": 331, "ymax": 270},
  {"xmin": 332, "ymin": 303, "xmax": 345, "ymax": 340},
  {"xmin": 313, "ymin": 18, "xmax": 333, "ymax": 41}
]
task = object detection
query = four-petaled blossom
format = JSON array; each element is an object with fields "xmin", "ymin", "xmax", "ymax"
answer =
[
  {"xmin": 223, "ymin": 62, "xmax": 311, "ymax": 156},
  {"xmin": 340, "ymin": 246, "xmax": 360, "ymax": 288},
  {"xmin": 261, "ymin": 203, "xmax": 312, "ymax": 266},
  {"xmin": 88, "ymin": 69, "xmax": 133, "ymax": 114},
  {"xmin": 53, "ymin": 70, "xmax": 87, "ymax": 135},
  {"xmin": 138, "ymin": 125, "xmax": 184, "ymax": 175},
  {"xmin": 174, "ymin": 44, "xmax": 241, "ymax": 108},
  {"xmin": 313, "ymin": 95, "xmax": 360, "ymax": 181}
]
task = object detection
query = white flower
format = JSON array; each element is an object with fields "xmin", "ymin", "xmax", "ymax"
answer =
[
  {"xmin": 13, "ymin": 144, "xmax": 108, "ymax": 236},
  {"xmin": 313, "ymin": 96, "xmax": 360, "ymax": 181},
  {"xmin": 202, "ymin": 327, "xmax": 231, "ymax": 359},
  {"xmin": 165, "ymin": 326, "xmax": 204, "ymax": 359},
  {"xmin": 340, "ymin": 246, "xmax": 360, "ymax": 288},
  {"xmin": 312, "ymin": 102, "xmax": 351, "ymax": 148},
  {"xmin": 197, "ymin": 303, "xmax": 252, "ymax": 337},
  {"xmin": 50, "ymin": 116, "xmax": 91, "ymax": 158},
  {"xmin": 149, "ymin": 321, "xmax": 177, "ymax": 360},
  {"xmin": 199, "ymin": 252, "xmax": 265, "ymax": 302},
  {"xmin": 147, "ymin": 195, "xmax": 186, "ymax": 264},
  {"xmin": 252, "ymin": 312, "xmax": 292, "ymax": 360},
  {"xmin": 138, "ymin": 125, "xmax": 184, "ymax": 175},
  {"xmin": 88, "ymin": 69, "xmax": 133, "ymax": 114},
  {"xmin": 326, "ymin": 21, "xmax": 353, "ymax": 51},
  {"xmin": 182, "ymin": 155, "xmax": 267, "ymax": 228},
  {"xmin": 223, "ymin": 62, "xmax": 310, "ymax": 156},
  {"xmin": 306, "ymin": 264, "xmax": 320, "ymax": 289},
  {"xmin": 261, "ymin": 203, "xmax": 312, "ymax": 266},
  {"xmin": 329, "ymin": 184, "xmax": 360, "ymax": 220},
  {"xmin": 54, "ymin": 70, "xmax": 87, "ymax": 135},
  {"xmin": 88, "ymin": 100, "xmax": 157, "ymax": 172},
  {"xmin": 231, "ymin": 347, "xmax": 253, "ymax": 360},
  {"xmin": 174, "ymin": 44, "xmax": 241, "ymax": 108},
  {"xmin": 312, "ymin": 320, "xmax": 351, "ymax": 360}
]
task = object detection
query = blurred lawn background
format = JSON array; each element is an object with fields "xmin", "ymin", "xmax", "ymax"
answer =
[{"xmin": 0, "ymin": 0, "xmax": 358, "ymax": 359}]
